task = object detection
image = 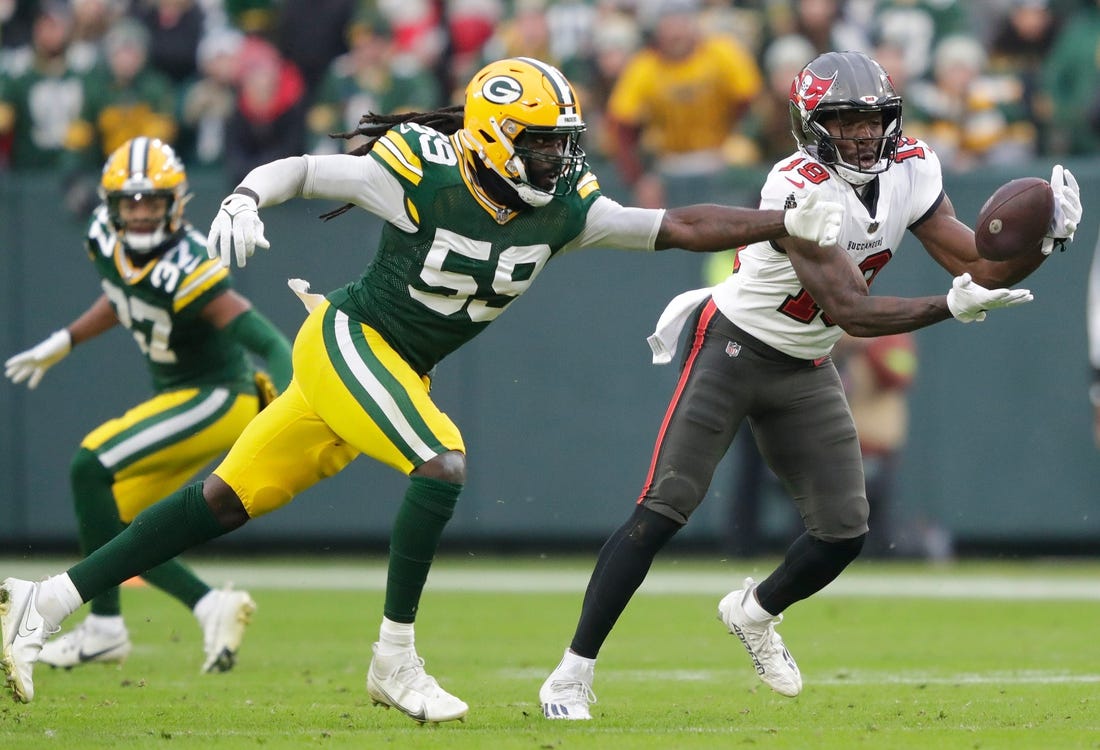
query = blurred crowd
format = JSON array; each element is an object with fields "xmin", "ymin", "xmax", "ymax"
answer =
[{"xmin": 1, "ymin": 0, "xmax": 1097, "ymax": 209}]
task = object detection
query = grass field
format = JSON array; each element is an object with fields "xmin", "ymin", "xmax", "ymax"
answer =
[{"xmin": 2, "ymin": 555, "xmax": 1099, "ymax": 749}]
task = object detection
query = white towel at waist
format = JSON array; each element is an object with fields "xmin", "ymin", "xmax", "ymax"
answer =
[
  {"xmin": 287, "ymin": 278, "xmax": 326, "ymax": 313},
  {"xmin": 646, "ymin": 286, "xmax": 716, "ymax": 365}
]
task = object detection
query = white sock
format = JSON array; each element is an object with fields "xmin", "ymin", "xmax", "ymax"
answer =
[
  {"xmin": 376, "ymin": 617, "xmax": 415, "ymax": 656},
  {"xmin": 35, "ymin": 574, "xmax": 84, "ymax": 629},
  {"xmin": 192, "ymin": 589, "xmax": 218, "ymax": 622},
  {"xmin": 742, "ymin": 586, "xmax": 777, "ymax": 622},
  {"xmin": 561, "ymin": 649, "xmax": 596, "ymax": 675},
  {"xmin": 85, "ymin": 613, "xmax": 126, "ymax": 635}
]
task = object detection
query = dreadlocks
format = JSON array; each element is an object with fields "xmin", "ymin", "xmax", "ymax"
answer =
[{"xmin": 319, "ymin": 105, "xmax": 465, "ymax": 221}]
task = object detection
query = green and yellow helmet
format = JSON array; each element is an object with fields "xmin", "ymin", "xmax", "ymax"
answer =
[
  {"xmin": 99, "ymin": 136, "xmax": 190, "ymax": 253},
  {"xmin": 461, "ymin": 57, "xmax": 587, "ymax": 206}
]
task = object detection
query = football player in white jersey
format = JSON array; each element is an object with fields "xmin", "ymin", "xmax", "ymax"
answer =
[{"xmin": 540, "ymin": 50, "xmax": 1082, "ymax": 719}]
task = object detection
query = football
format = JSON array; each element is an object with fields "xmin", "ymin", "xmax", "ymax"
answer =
[{"xmin": 974, "ymin": 177, "xmax": 1054, "ymax": 261}]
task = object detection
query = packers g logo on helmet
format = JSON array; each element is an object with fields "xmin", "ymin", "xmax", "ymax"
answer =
[
  {"xmin": 461, "ymin": 57, "xmax": 587, "ymax": 207},
  {"xmin": 99, "ymin": 137, "xmax": 191, "ymax": 254},
  {"xmin": 481, "ymin": 75, "xmax": 524, "ymax": 105}
]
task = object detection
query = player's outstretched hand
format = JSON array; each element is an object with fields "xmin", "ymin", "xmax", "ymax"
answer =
[
  {"xmin": 207, "ymin": 193, "xmax": 269, "ymax": 268},
  {"xmin": 4, "ymin": 329, "xmax": 72, "ymax": 389},
  {"xmin": 784, "ymin": 190, "xmax": 843, "ymax": 247},
  {"xmin": 1042, "ymin": 164, "xmax": 1081, "ymax": 256},
  {"xmin": 946, "ymin": 273, "xmax": 1033, "ymax": 323}
]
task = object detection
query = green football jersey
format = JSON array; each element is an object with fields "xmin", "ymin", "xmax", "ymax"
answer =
[
  {"xmin": 329, "ymin": 121, "xmax": 603, "ymax": 374},
  {"xmin": 0, "ymin": 64, "xmax": 86, "ymax": 170},
  {"xmin": 85, "ymin": 206, "xmax": 256, "ymax": 393}
]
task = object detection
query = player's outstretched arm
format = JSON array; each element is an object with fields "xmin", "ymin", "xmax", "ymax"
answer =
[
  {"xmin": 655, "ymin": 192, "xmax": 843, "ymax": 252},
  {"xmin": 782, "ymin": 233, "xmax": 1031, "ymax": 337}
]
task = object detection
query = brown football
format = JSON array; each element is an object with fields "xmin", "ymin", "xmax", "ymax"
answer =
[{"xmin": 974, "ymin": 177, "xmax": 1054, "ymax": 261}]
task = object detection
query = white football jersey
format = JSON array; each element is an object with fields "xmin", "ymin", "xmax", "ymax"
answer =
[{"xmin": 711, "ymin": 137, "xmax": 944, "ymax": 359}]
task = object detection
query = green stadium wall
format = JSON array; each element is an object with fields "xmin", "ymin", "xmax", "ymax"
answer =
[{"xmin": 2, "ymin": 159, "xmax": 1097, "ymax": 555}]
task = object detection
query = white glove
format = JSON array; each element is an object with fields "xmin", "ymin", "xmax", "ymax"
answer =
[
  {"xmin": 946, "ymin": 273, "xmax": 1033, "ymax": 323},
  {"xmin": 207, "ymin": 192, "xmax": 269, "ymax": 268},
  {"xmin": 1042, "ymin": 164, "xmax": 1081, "ymax": 256},
  {"xmin": 784, "ymin": 190, "xmax": 844, "ymax": 247},
  {"xmin": 4, "ymin": 329, "xmax": 72, "ymax": 389}
]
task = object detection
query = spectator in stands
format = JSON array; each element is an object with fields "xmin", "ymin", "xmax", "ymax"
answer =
[
  {"xmin": 132, "ymin": 0, "xmax": 206, "ymax": 86},
  {"xmin": 224, "ymin": 0, "xmax": 276, "ymax": 35},
  {"xmin": 481, "ymin": 0, "xmax": 557, "ymax": 72},
  {"xmin": 0, "ymin": 0, "xmax": 38, "ymax": 72},
  {"xmin": 1040, "ymin": 0, "xmax": 1100, "ymax": 156},
  {"xmin": 306, "ymin": 12, "xmax": 440, "ymax": 155},
  {"xmin": 64, "ymin": 18, "xmax": 177, "ymax": 172},
  {"xmin": 868, "ymin": 0, "xmax": 970, "ymax": 80},
  {"xmin": 177, "ymin": 26, "xmax": 243, "ymax": 167},
  {"xmin": 904, "ymin": 34, "xmax": 1036, "ymax": 172},
  {"xmin": 444, "ymin": 0, "xmax": 504, "ymax": 98},
  {"xmin": 987, "ymin": 0, "xmax": 1060, "ymax": 153},
  {"xmin": 0, "ymin": 1, "xmax": 85, "ymax": 170},
  {"xmin": 741, "ymin": 33, "xmax": 816, "ymax": 166},
  {"xmin": 573, "ymin": 8, "xmax": 640, "ymax": 161},
  {"xmin": 67, "ymin": 0, "xmax": 121, "ymax": 74},
  {"xmin": 273, "ymin": 0, "xmax": 355, "ymax": 95},
  {"xmin": 223, "ymin": 35, "xmax": 306, "ymax": 186},
  {"xmin": 605, "ymin": 0, "xmax": 762, "ymax": 207},
  {"xmin": 763, "ymin": 0, "xmax": 868, "ymax": 58}
]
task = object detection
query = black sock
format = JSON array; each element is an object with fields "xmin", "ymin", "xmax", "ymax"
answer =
[
  {"xmin": 755, "ymin": 532, "xmax": 866, "ymax": 615},
  {"xmin": 570, "ymin": 506, "xmax": 681, "ymax": 658}
]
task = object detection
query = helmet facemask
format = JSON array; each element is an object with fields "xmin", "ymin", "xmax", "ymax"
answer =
[
  {"xmin": 106, "ymin": 191, "xmax": 180, "ymax": 255},
  {"xmin": 99, "ymin": 137, "xmax": 190, "ymax": 255},
  {"xmin": 806, "ymin": 103, "xmax": 902, "ymax": 186}
]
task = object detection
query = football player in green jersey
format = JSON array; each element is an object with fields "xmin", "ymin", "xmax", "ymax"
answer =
[
  {"xmin": 3, "ymin": 137, "xmax": 292, "ymax": 676},
  {"xmin": 1, "ymin": 58, "xmax": 842, "ymax": 717}
]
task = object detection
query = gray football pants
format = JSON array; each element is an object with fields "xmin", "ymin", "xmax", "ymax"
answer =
[{"xmin": 638, "ymin": 300, "xmax": 870, "ymax": 543}]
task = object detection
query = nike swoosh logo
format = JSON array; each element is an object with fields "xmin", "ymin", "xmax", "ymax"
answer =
[
  {"xmin": 78, "ymin": 645, "xmax": 123, "ymax": 662},
  {"xmin": 16, "ymin": 602, "xmax": 40, "ymax": 639},
  {"xmin": 785, "ymin": 177, "xmax": 806, "ymax": 188},
  {"xmin": 375, "ymin": 683, "xmax": 428, "ymax": 721}
]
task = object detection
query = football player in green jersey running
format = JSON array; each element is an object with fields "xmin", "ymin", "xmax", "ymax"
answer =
[
  {"xmin": 1, "ymin": 58, "xmax": 842, "ymax": 717},
  {"xmin": 3, "ymin": 137, "xmax": 292, "ymax": 676}
]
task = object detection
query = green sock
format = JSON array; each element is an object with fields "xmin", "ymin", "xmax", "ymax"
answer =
[
  {"xmin": 384, "ymin": 476, "xmax": 461, "ymax": 623},
  {"xmin": 67, "ymin": 482, "xmax": 228, "ymax": 603},
  {"xmin": 70, "ymin": 449, "xmax": 213, "ymax": 612},
  {"xmin": 69, "ymin": 448, "xmax": 126, "ymax": 616}
]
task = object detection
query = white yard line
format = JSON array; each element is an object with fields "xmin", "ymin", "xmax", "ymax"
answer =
[
  {"xmin": 498, "ymin": 666, "xmax": 1100, "ymax": 686},
  {"xmin": 3, "ymin": 558, "xmax": 1100, "ymax": 599}
]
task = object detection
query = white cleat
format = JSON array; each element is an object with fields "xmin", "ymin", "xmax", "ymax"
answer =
[
  {"xmin": 366, "ymin": 643, "xmax": 468, "ymax": 723},
  {"xmin": 196, "ymin": 586, "xmax": 256, "ymax": 674},
  {"xmin": 1, "ymin": 578, "xmax": 59, "ymax": 703},
  {"xmin": 717, "ymin": 577, "xmax": 802, "ymax": 697},
  {"xmin": 39, "ymin": 618, "xmax": 131, "ymax": 669},
  {"xmin": 539, "ymin": 650, "xmax": 596, "ymax": 720}
]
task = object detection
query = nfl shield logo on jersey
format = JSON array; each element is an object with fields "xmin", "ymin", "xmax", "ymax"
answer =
[{"xmin": 726, "ymin": 341, "xmax": 742, "ymax": 358}]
